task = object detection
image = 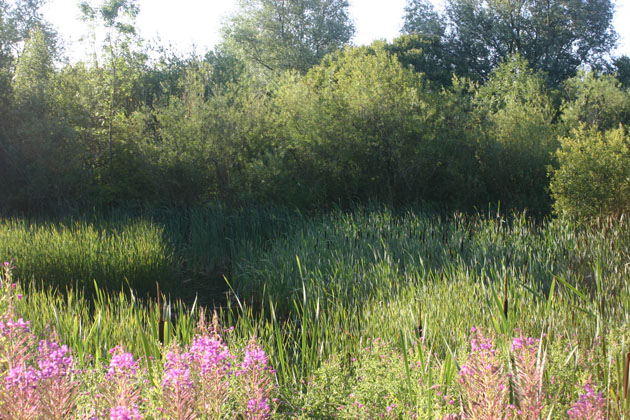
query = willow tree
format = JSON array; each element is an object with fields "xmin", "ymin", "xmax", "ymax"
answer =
[
  {"xmin": 223, "ymin": 0, "xmax": 354, "ymax": 74},
  {"xmin": 403, "ymin": 0, "xmax": 617, "ymax": 85}
]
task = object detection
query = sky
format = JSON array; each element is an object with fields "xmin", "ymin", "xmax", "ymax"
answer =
[{"xmin": 41, "ymin": 0, "xmax": 630, "ymax": 62}]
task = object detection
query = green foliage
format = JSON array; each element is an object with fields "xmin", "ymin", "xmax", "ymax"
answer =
[
  {"xmin": 403, "ymin": 0, "xmax": 618, "ymax": 85},
  {"xmin": 6, "ymin": 29, "xmax": 84, "ymax": 211},
  {"xmin": 550, "ymin": 125, "xmax": 630, "ymax": 218},
  {"xmin": 0, "ymin": 0, "xmax": 58, "ymax": 70},
  {"xmin": 138, "ymin": 64, "xmax": 271, "ymax": 205},
  {"xmin": 385, "ymin": 34, "xmax": 458, "ymax": 87},
  {"xmin": 257, "ymin": 44, "xmax": 478, "ymax": 207},
  {"xmin": 293, "ymin": 338, "xmax": 451, "ymax": 419},
  {"xmin": 0, "ymin": 218, "xmax": 174, "ymax": 296},
  {"xmin": 13, "ymin": 29, "xmax": 53, "ymax": 100},
  {"xmin": 223, "ymin": 0, "xmax": 354, "ymax": 73},
  {"xmin": 402, "ymin": 0, "xmax": 444, "ymax": 37},
  {"xmin": 471, "ymin": 55, "xmax": 557, "ymax": 213},
  {"xmin": 80, "ymin": 0, "xmax": 139, "ymax": 34},
  {"xmin": 561, "ymin": 70, "xmax": 630, "ymax": 133},
  {"xmin": 614, "ymin": 55, "xmax": 630, "ymax": 89},
  {"xmin": 0, "ymin": 0, "xmax": 628, "ymax": 217}
]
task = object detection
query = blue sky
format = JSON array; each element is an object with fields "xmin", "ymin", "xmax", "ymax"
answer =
[{"xmin": 41, "ymin": 0, "xmax": 630, "ymax": 62}]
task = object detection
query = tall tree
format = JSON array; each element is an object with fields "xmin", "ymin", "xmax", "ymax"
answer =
[
  {"xmin": 402, "ymin": 0, "xmax": 444, "ymax": 38},
  {"xmin": 223, "ymin": 0, "xmax": 354, "ymax": 73},
  {"xmin": 614, "ymin": 56, "xmax": 630, "ymax": 89},
  {"xmin": 10, "ymin": 29, "xmax": 81, "ymax": 210},
  {"xmin": 79, "ymin": 0, "xmax": 141, "ymax": 181},
  {"xmin": 403, "ymin": 0, "xmax": 618, "ymax": 85},
  {"xmin": 0, "ymin": 0, "xmax": 56, "ymax": 127},
  {"xmin": 0, "ymin": 0, "xmax": 59, "ymax": 210}
]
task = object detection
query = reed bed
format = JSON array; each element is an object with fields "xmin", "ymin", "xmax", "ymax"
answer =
[{"xmin": 2, "ymin": 207, "xmax": 630, "ymax": 418}]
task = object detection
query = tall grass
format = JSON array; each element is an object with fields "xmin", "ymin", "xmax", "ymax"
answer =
[
  {"xmin": 3, "ymin": 207, "xmax": 630, "ymax": 414},
  {"xmin": 227, "ymin": 210, "xmax": 630, "ymax": 394},
  {"xmin": 0, "ymin": 218, "xmax": 173, "ymax": 296}
]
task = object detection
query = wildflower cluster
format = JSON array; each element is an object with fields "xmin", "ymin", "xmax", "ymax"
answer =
[
  {"xmin": 161, "ymin": 316, "xmax": 277, "ymax": 420},
  {"xmin": 0, "ymin": 262, "xmax": 279, "ymax": 420},
  {"xmin": 456, "ymin": 328, "xmax": 611, "ymax": 420},
  {"xmin": 511, "ymin": 333, "xmax": 544, "ymax": 420},
  {"xmin": 0, "ymin": 264, "xmax": 79, "ymax": 420},
  {"xmin": 566, "ymin": 380, "xmax": 607, "ymax": 420},
  {"xmin": 458, "ymin": 328, "xmax": 512, "ymax": 420}
]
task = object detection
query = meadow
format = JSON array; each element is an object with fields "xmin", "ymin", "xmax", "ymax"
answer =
[{"xmin": 1, "ymin": 206, "xmax": 629, "ymax": 419}]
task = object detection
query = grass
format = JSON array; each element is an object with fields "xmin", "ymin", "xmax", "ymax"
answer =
[
  {"xmin": 2, "ymin": 206, "xmax": 630, "ymax": 418},
  {"xmin": 0, "ymin": 218, "xmax": 174, "ymax": 296}
]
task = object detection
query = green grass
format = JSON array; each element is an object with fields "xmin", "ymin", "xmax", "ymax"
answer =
[
  {"xmin": 2, "ymin": 206, "xmax": 630, "ymax": 414},
  {"xmin": 0, "ymin": 218, "xmax": 174, "ymax": 296}
]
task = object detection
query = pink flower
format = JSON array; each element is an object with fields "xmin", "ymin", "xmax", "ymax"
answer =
[
  {"xmin": 511, "ymin": 334, "xmax": 544, "ymax": 420},
  {"xmin": 110, "ymin": 405, "xmax": 142, "ymax": 420},
  {"xmin": 458, "ymin": 328, "xmax": 509, "ymax": 420},
  {"xmin": 567, "ymin": 381, "xmax": 607, "ymax": 420},
  {"xmin": 107, "ymin": 347, "xmax": 139, "ymax": 378}
]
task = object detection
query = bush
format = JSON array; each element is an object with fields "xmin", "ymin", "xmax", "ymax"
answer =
[{"xmin": 550, "ymin": 125, "xmax": 630, "ymax": 218}]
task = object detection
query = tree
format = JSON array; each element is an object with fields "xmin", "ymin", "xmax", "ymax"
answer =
[
  {"xmin": 79, "ymin": 0, "xmax": 141, "ymax": 181},
  {"xmin": 0, "ymin": 0, "xmax": 57, "ymax": 66},
  {"xmin": 223, "ymin": 0, "xmax": 354, "ymax": 74},
  {"xmin": 403, "ymin": 0, "xmax": 618, "ymax": 86},
  {"xmin": 260, "ymin": 43, "xmax": 481, "ymax": 207},
  {"xmin": 402, "ymin": 0, "xmax": 444, "ymax": 37},
  {"xmin": 13, "ymin": 28, "xmax": 53, "ymax": 100},
  {"xmin": 471, "ymin": 55, "xmax": 557, "ymax": 212},
  {"xmin": 0, "ymin": 0, "xmax": 57, "ymax": 131},
  {"xmin": 561, "ymin": 71, "xmax": 630, "ymax": 133},
  {"xmin": 0, "ymin": 1, "xmax": 60, "ymax": 211},
  {"xmin": 613, "ymin": 55, "xmax": 630, "ymax": 89},
  {"xmin": 8, "ymin": 29, "xmax": 81, "ymax": 210},
  {"xmin": 385, "ymin": 34, "xmax": 459, "ymax": 87}
]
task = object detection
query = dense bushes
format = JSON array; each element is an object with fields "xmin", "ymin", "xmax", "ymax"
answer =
[
  {"xmin": 2, "ymin": 33, "xmax": 630, "ymax": 216},
  {"xmin": 551, "ymin": 125, "xmax": 630, "ymax": 218}
]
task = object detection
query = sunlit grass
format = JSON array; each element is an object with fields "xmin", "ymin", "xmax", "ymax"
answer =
[{"xmin": 2, "ymin": 207, "xmax": 630, "ymax": 417}]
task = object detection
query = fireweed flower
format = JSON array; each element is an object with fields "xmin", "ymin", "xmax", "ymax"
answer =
[
  {"xmin": 107, "ymin": 346, "xmax": 139, "ymax": 378},
  {"xmin": 567, "ymin": 381, "xmax": 607, "ymax": 420},
  {"xmin": 242, "ymin": 345, "xmax": 268, "ymax": 371},
  {"xmin": 110, "ymin": 404, "xmax": 142, "ymax": 420},
  {"xmin": 37, "ymin": 339, "xmax": 79, "ymax": 419},
  {"xmin": 511, "ymin": 334, "xmax": 544, "ymax": 420},
  {"xmin": 188, "ymin": 333, "xmax": 233, "ymax": 417},
  {"xmin": 161, "ymin": 346, "xmax": 196, "ymax": 420},
  {"xmin": 239, "ymin": 338, "xmax": 275, "ymax": 420},
  {"xmin": 458, "ymin": 329, "xmax": 510, "ymax": 420},
  {"xmin": 97, "ymin": 346, "xmax": 144, "ymax": 420},
  {"xmin": 0, "ymin": 318, "xmax": 35, "ymax": 373},
  {"xmin": 1, "ymin": 364, "xmax": 41, "ymax": 420},
  {"xmin": 37, "ymin": 339, "xmax": 73, "ymax": 379},
  {"xmin": 247, "ymin": 397, "xmax": 271, "ymax": 418},
  {"xmin": 189, "ymin": 335, "xmax": 231, "ymax": 374},
  {"xmin": 5, "ymin": 364, "xmax": 39, "ymax": 390}
]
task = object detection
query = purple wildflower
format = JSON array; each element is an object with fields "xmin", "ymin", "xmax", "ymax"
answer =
[
  {"xmin": 567, "ymin": 381, "xmax": 607, "ymax": 420},
  {"xmin": 458, "ymin": 328, "xmax": 511, "ymax": 420},
  {"xmin": 110, "ymin": 405, "xmax": 142, "ymax": 420},
  {"xmin": 511, "ymin": 334, "xmax": 544, "ymax": 420},
  {"xmin": 161, "ymin": 346, "xmax": 196, "ymax": 420},
  {"xmin": 107, "ymin": 346, "xmax": 139, "ymax": 378},
  {"xmin": 36, "ymin": 338, "xmax": 79, "ymax": 419}
]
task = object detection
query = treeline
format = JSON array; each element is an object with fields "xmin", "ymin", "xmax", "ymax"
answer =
[{"xmin": 1, "ymin": 0, "xmax": 630, "ymax": 217}]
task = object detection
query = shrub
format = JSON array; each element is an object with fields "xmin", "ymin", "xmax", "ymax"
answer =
[{"xmin": 550, "ymin": 125, "xmax": 630, "ymax": 218}]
